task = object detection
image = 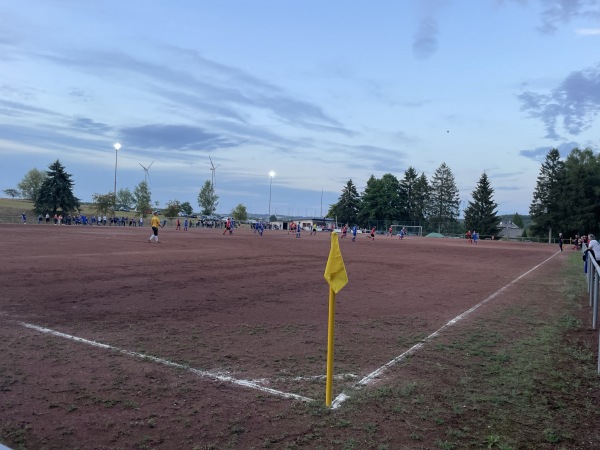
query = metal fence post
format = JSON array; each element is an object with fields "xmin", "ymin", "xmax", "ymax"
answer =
[{"xmin": 590, "ymin": 264, "xmax": 600, "ymax": 330}]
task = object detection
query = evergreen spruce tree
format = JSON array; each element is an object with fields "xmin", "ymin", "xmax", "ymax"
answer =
[
  {"xmin": 399, "ymin": 167, "xmax": 419, "ymax": 222},
  {"xmin": 464, "ymin": 172, "xmax": 500, "ymax": 237},
  {"xmin": 512, "ymin": 212, "xmax": 524, "ymax": 229},
  {"xmin": 327, "ymin": 179, "xmax": 361, "ymax": 225},
  {"xmin": 357, "ymin": 175, "xmax": 383, "ymax": 226},
  {"xmin": 34, "ymin": 160, "xmax": 80, "ymax": 215},
  {"xmin": 562, "ymin": 147, "xmax": 600, "ymax": 235},
  {"xmin": 529, "ymin": 148, "xmax": 566, "ymax": 237},
  {"xmin": 412, "ymin": 173, "xmax": 431, "ymax": 223},
  {"xmin": 379, "ymin": 173, "xmax": 402, "ymax": 223},
  {"xmin": 430, "ymin": 163, "xmax": 460, "ymax": 227}
]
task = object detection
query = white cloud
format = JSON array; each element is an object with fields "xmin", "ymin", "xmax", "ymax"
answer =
[{"xmin": 576, "ymin": 28, "xmax": 600, "ymax": 35}]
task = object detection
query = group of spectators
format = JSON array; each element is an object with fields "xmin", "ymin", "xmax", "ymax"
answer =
[{"xmin": 32, "ymin": 213, "xmax": 145, "ymax": 226}]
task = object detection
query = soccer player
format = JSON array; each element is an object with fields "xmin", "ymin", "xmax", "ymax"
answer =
[
  {"xmin": 351, "ymin": 225, "xmax": 358, "ymax": 242},
  {"xmin": 341, "ymin": 224, "xmax": 348, "ymax": 238},
  {"xmin": 148, "ymin": 211, "xmax": 161, "ymax": 243},
  {"xmin": 370, "ymin": 226, "xmax": 376, "ymax": 241}
]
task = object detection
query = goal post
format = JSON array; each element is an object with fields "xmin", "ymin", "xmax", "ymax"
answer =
[{"xmin": 390, "ymin": 225, "xmax": 422, "ymax": 237}]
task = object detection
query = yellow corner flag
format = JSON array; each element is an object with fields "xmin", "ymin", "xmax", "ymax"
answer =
[
  {"xmin": 324, "ymin": 232, "xmax": 348, "ymax": 294},
  {"xmin": 324, "ymin": 231, "xmax": 348, "ymax": 407}
]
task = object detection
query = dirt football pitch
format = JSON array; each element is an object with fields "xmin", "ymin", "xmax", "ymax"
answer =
[{"xmin": 0, "ymin": 223, "xmax": 566, "ymax": 448}]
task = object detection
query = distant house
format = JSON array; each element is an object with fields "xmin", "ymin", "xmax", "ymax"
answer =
[
  {"xmin": 269, "ymin": 217, "xmax": 335, "ymax": 231},
  {"xmin": 497, "ymin": 220, "xmax": 523, "ymax": 239}
]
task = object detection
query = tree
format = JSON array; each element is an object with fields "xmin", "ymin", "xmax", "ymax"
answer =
[
  {"xmin": 411, "ymin": 173, "xmax": 431, "ymax": 223},
  {"xmin": 116, "ymin": 187, "xmax": 135, "ymax": 209},
  {"xmin": 399, "ymin": 167, "xmax": 419, "ymax": 221},
  {"xmin": 463, "ymin": 172, "xmax": 500, "ymax": 237},
  {"xmin": 430, "ymin": 163, "xmax": 460, "ymax": 226},
  {"xmin": 326, "ymin": 179, "xmax": 361, "ymax": 225},
  {"xmin": 231, "ymin": 203, "xmax": 248, "ymax": 222},
  {"xmin": 529, "ymin": 148, "xmax": 566, "ymax": 237},
  {"xmin": 357, "ymin": 174, "xmax": 402, "ymax": 226},
  {"xmin": 92, "ymin": 192, "xmax": 115, "ymax": 215},
  {"xmin": 512, "ymin": 212, "xmax": 524, "ymax": 229},
  {"xmin": 269, "ymin": 214, "xmax": 277, "ymax": 222},
  {"xmin": 357, "ymin": 175, "xmax": 383, "ymax": 225},
  {"xmin": 561, "ymin": 147, "xmax": 600, "ymax": 236},
  {"xmin": 17, "ymin": 168, "xmax": 47, "ymax": 201},
  {"xmin": 3, "ymin": 188, "xmax": 20, "ymax": 199},
  {"xmin": 164, "ymin": 200, "xmax": 182, "ymax": 218},
  {"xmin": 133, "ymin": 181, "xmax": 152, "ymax": 217},
  {"xmin": 180, "ymin": 201, "xmax": 193, "ymax": 216},
  {"xmin": 34, "ymin": 160, "xmax": 80, "ymax": 215},
  {"xmin": 198, "ymin": 180, "xmax": 219, "ymax": 215}
]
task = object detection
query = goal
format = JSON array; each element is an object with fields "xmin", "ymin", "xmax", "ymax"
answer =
[{"xmin": 390, "ymin": 225, "xmax": 422, "ymax": 237}]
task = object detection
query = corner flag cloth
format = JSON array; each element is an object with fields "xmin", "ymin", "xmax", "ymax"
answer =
[{"xmin": 324, "ymin": 232, "xmax": 348, "ymax": 293}]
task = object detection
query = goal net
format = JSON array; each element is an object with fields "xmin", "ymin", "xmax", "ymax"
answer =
[{"xmin": 390, "ymin": 225, "xmax": 423, "ymax": 237}]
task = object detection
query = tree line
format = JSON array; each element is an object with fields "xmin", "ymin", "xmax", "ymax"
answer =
[
  {"xmin": 529, "ymin": 147, "xmax": 600, "ymax": 238},
  {"xmin": 3, "ymin": 160, "xmax": 248, "ymax": 221},
  {"xmin": 7, "ymin": 150, "xmax": 591, "ymax": 238},
  {"xmin": 327, "ymin": 162, "xmax": 503, "ymax": 236}
]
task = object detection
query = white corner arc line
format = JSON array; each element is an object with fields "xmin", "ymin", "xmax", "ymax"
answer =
[
  {"xmin": 20, "ymin": 322, "xmax": 313, "ymax": 403},
  {"xmin": 331, "ymin": 251, "xmax": 560, "ymax": 409}
]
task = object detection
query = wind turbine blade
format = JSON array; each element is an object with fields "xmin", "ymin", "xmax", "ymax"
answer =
[
  {"xmin": 148, "ymin": 160, "xmax": 154, "ymax": 169},
  {"xmin": 139, "ymin": 162, "xmax": 146, "ymax": 169}
]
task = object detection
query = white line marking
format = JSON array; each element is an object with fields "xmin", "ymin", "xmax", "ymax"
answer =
[
  {"xmin": 20, "ymin": 322, "xmax": 314, "ymax": 403},
  {"xmin": 331, "ymin": 251, "xmax": 560, "ymax": 409}
]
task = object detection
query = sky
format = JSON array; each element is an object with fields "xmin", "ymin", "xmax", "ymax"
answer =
[{"xmin": 1, "ymin": 0, "xmax": 600, "ymax": 218}]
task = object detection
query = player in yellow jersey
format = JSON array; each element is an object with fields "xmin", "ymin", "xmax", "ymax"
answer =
[{"xmin": 148, "ymin": 211, "xmax": 161, "ymax": 243}]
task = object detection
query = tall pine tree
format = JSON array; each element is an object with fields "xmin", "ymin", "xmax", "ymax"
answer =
[
  {"xmin": 430, "ymin": 163, "xmax": 460, "ymax": 226},
  {"xmin": 562, "ymin": 148, "xmax": 600, "ymax": 235},
  {"xmin": 327, "ymin": 179, "xmax": 361, "ymax": 225},
  {"xmin": 412, "ymin": 173, "xmax": 431, "ymax": 223},
  {"xmin": 399, "ymin": 167, "xmax": 418, "ymax": 221},
  {"xmin": 464, "ymin": 172, "xmax": 500, "ymax": 237},
  {"xmin": 529, "ymin": 148, "xmax": 566, "ymax": 237},
  {"xmin": 34, "ymin": 160, "xmax": 80, "ymax": 215}
]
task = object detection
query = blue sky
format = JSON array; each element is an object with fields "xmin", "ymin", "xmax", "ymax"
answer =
[{"xmin": 1, "ymin": 0, "xmax": 600, "ymax": 217}]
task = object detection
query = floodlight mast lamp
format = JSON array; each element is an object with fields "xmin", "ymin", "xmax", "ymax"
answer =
[
  {"xmin": 113, "ymin": 143, "xmax": 121, "ymax": 214},
  {"xmin": 268, "ymin": 171, "xmax": 275, "ymax": 218}
]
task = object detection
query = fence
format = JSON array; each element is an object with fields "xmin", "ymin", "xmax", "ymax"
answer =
[{"xmin": 582, "ymin": 244, "xmax": 600, "ymax": 374}]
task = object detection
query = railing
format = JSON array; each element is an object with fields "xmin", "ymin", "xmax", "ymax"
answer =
[{"xmin": 582, "ymin": 243, "xmax": 600, "ymax": 373}]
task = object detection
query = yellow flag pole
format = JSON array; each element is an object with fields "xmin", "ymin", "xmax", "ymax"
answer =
[{"xmin": 325, "ymin": 286, "xmax": 336, "ymax": 407}]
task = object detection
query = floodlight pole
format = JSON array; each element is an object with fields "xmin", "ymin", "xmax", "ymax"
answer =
[
  {"xmin": 113, "ymin": 143, "xmax": 121, "ymax": 215},
  {"xmin": 268, "ymin": 171, "xmax": 275, "ymax": 218}
]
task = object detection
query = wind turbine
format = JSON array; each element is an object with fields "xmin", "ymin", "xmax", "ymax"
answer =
[
  {"xmin": 209, "ymin": 156, "xmax": 221, "ymax": 189},
  {"xmin": 139, "ymin": 160, "xmax": 154, "ymax": 186}
]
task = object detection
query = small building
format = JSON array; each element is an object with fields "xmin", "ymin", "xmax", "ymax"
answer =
[
  {"xmin": 497, "ymin": 220, "xmax": 523, "ymax": 239},
  {"xmin": 269, "ymin": 217, "xmax": 335, "ymax": 231}
]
